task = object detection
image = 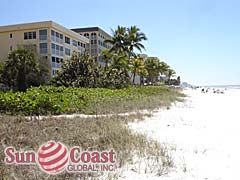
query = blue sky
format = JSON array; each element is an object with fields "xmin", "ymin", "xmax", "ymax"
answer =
[{"xmin": 1, "ymin": 0, "xmax": 239, "ymax": 85}]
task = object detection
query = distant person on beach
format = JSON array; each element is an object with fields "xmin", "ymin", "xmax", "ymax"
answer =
[{"xmin": 213, "ymin": 89, "xmax": 225, "ymax": 94}]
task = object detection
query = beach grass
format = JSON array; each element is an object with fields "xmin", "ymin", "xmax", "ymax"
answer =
[
  {"xmin": 0, "ymin": 115, "xmax": 174, "ymax": 179},
  {"xmin": 0, "ymin": 86, "xmax": 184, "ymax": 179}
]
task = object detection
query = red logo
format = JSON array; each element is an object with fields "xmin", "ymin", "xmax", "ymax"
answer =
[
  {"xmin": 4, "ymin": 141, "xmax": 116, "ymax": 174},
  {"xmin": 37, "ymin": 141, "xmax": 69, "ymax": 174}
]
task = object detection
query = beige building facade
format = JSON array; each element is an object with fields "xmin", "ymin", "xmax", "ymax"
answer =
[
  {"xmin": 71, "ymin": 27, "xmax": 112, "ymax": 66},
  {"xmin": 0, "ymin": 21, "xmax": 89, "ymax": 76}
]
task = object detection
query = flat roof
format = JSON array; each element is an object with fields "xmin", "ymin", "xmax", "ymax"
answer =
[
  {"xmin": 71, "ymin": 27, "xmax": 100, "ymax": 32},
  {"xmin": 71, "ymin": 27, "xmax": 112, "ymax": 39}
]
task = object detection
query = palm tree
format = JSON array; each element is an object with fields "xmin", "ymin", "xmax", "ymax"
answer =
[
  {"xmin": 104, "ymin": 26, "xmax": 128, "ymax": 54},
  {"xmin": 158, "ymin": 61, "xmax": 169, "ymax": 76},
  {"xmin": 127, "ymin": 26, "xmax": 147, "ymax": 58},
  {"xmin": 105, "ymin": 25, "xmax": 147, "ymax": 58},
  {"xmin": 6, "ymin": 48, "xmax": 37, "ymax": 91},
  {"xmin": 166, "ymin": 69, "xmax": 176, "ymax": 84},
  {"xmin": 105, "ymin": 52, "xmax": 131, "ymax": 88},
  {"xmin": 157, "ymin": 61, "xmax": 170, "ymax": 83},
  {"xmin": 102, "ymin": 49, "xmax": 113, "ymax": 70},
  {"xmin": 129, "ymin": 58, "xmax": 147, "ymax": 84},
  {"xmin": 144, "ymin": 57, "xmax": 161, "ymax": 84},
  {"xmin": 177, "ymin": 76, "xmax": 181, "ymax": 85},
  {"xmin": 102, "ymin": 25, "xmax": 147, "ymax": 86}
]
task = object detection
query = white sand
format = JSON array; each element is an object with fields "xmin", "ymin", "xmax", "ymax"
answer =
[{"xmin": 120, "ymin": 88, "xmax": 240, "ymax": 180}]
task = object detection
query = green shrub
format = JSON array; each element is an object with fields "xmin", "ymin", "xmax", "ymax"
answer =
[{"xmin": 0, "ymin": 86, "xmax": 184, "ymax": 115}]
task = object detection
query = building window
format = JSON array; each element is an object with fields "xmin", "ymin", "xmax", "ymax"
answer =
[
  {"xmin": 52, "ymin": 69, "xmax": 58, "ymax": 75},
  {"xmin": 84, "ymin": 33, "xmax": 89, "ymax": 38},
  {"xmin": 51, "ymin": 30, "xmax": 63, "ymax": 44},
  {"xmin": 39, "ymin": 29, "xmax": 47, "ymax": 41},
  {"xmin": 33, "ymin": 32, "xmax": 36, "ymax": 39},
  {"xmin": 24, "ymin": 32, "xmax": 27, "ymax": 39},
  {"xmin": 39, "ymin": 43, "xmax": 48, "ymax": 54},
  {"xmin": 56, "ymin": 45, "xmax": 60, "ymax": 56},
  {"xmin": 10, "ymin": 46, "xmax": 13, "ymax": 51},
  {"xmin": 65, "ymin": 48, "xmax": 70, "ymax": 56},
  {"xmin": 60, "ymin": 46, "xmax": 64, "ymax": 56},
  {"xmin": 65, "ymin": 36, "xmax": 70, "ymax": 44},
  {"xmin": 52, "ymin": 69, "xmax": 59, "ymax": 76},
  {"xmin": 10, "ymin": 34, "xmax": 12, "ymax": 38},
  {"xmin": 51, "ymin": 43, "xmax": 63, "ymax": 57},
  {"xmin": 60, "ymin": 34, "xmax": 63, "ymax": 44},
  {"xmin": 51, "ymin": 30, "xmax": 55, "ymax": 41},
  {"xmin": 72, "ymin": 40, "xmax": 78, "ymax": 47},
  {"xmin": 24, "ymin": 31, "xmax": 36, "ymax": 40},
  {"xmin": 51, "ymin": 56, "xmax": 63, "ymax": 69},
  {"xmin": 56, "ymin": 57, "xmax": 62, "ymax": 68},
  {"xmin": 51, "ymin": 56, "xmax": 56, "ymax": 68},
  {"xmin": 56, "ymin": 57, "xmax": 60, "ymax": 63},
  {"xmin": 51, "ymin": 43, "xmax": 56, "ymax": 54},
  {"xmin": 91, "ymin": 33, "xmax": 97, "ymax": 39},
  {"xmin": 56, "ymin": 32, "xmax": 60, "ymax": 43}
]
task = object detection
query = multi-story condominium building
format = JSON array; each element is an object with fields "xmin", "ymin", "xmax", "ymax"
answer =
[
  {"xmin": 0, "ymin": 21, "xmax": 89, "ymax": 76},
  {"xmin": 71, "ymin": 27, "xmax": 112, "ymax": 66}
]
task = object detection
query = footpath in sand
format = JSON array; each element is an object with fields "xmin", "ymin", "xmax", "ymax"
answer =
[{"xmin": 122, "ymin": 88, "xmax": 240, "ymax": 180}]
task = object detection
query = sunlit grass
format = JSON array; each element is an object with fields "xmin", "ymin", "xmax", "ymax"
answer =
[{"xmin": 0, "ymin": 115, "xmax": 174, "ymax": 179}]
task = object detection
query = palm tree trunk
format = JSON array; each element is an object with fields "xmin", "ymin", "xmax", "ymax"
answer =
[
  {"xmin": 167, "ymin": 75, "xmax": 171, "ymax": 85},
  {"xmin": 16, "ymin": 65, "xmax": 27, "ymax": 92},
  {"xmin": 132, "ymin": 71, "xmax": 136, "ymax": 85}
]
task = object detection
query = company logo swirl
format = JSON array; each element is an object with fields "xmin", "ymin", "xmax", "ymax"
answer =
[
  {"xmin": 4, "ymin": 140, "xmax": 116, "ymax": 174},
  {"xmin": 37, "ymin": 141, "xmax": 69, "ymax": 174}
]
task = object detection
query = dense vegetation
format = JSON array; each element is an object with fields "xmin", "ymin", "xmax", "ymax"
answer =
[
  {"xmin": 0, "ymin": 48, "xmax": 49, "ymax": 92},
  {"xmin": 0, "ymin": 85, "xmax": 184, "ymax": 115}
]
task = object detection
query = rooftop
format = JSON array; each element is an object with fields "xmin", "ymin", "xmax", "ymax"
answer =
[{"xmin": 71, "ymin": 27, "xmax": 112, "ymax": 39}]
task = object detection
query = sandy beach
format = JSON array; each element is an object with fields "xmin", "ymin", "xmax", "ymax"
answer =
[{"xmin": 121, "ymin": 88, "xmax": 240, "ymax": 180}]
